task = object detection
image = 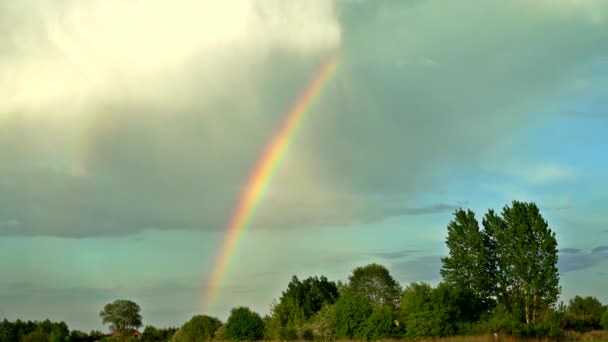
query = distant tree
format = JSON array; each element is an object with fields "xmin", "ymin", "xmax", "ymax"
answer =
[
  {"xmin": 333, "ymin": 295, "xmax": 373, "ymax": 339},
  {"xmin": 358, "ymin": 305, "xmax": 399, "ymax": 339},
  {"xmin": 69, "ymin": 330, "xmax": 89, "ymax": 342},
  {"xmin": 99, "ymin": 299, "xmax": 143, "ymax": 336},
  {"xmin": 564, "ymin": 296, "xmax": 604, "ymax": 332},
  {"xmin": 441, "ymin": 209, "xmax": 495, "ymax": 307},
  {"xmin": 305, "ymin": 303, "xmax": 337, "ymax": 340},
  {"xmin": 400, "ymin": 282, "xmax": 477, "ymax": 337},
  {"xmin": 0, "ymin": 319, "xmax": 18, "ymax": 342},
  {"xmin": 343, "ymin": 263, "xmax": 402, "ymax": 307},
  {"xmin": 175, "ymin": 315, "xmax": 222, "ymax": 342},
  {"xmin": 601, "ymin": 306, "xmax": 608, "ymax": 330},
  {"xmin": 21, "ymin": 330, "xmax": 48, "ymax": 342},
  {"xmin": 267, "ymin": 275, "xmax": 339, "ymax": 339},
  {"xmin": 400, "ymin": 282, "xmax": 434, "ymax": 317},
  {"xmin": 274, "ymin": 275, "xmax": 339, "ymax": 319},
  {"xmin": 222, "ymin": 307, "xmax": 265, "ymax": 341},
  {"xmin": 483, "ymin": 201, "xmax": 560, "ymax": 324}
]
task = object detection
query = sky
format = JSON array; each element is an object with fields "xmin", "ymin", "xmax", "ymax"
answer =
[{"xmin": 1, "ymin": 0, "xmax": 608, "ymax": 332}]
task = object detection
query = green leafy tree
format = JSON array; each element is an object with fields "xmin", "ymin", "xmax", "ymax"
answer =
[
  {"xmin": 441, "ymin": 209, "xmax": 495, "ymax": 307},
  {"xmin": 359, "ymin": 305, "xmax": 399, "ymax": 339},
  {"xmin": 0, "ymin": 319, "xmax": 18, "ymax": 342},
  {"xmin": 142, "ymin": 326, "xmax": 177, "ymax": 342},
  {"xmin": 305, "ymin": 303, "xmax": 337, "ymax": 340},
  {"xmin": 267, "ymin": 275, "xmax": 339, "ymax": 339},
  {"xmin": 21, "ymin": 330, "xmax": 48, "ymax": 342},
  {"xmin": 601, "ymin": 306, "xmax": 608, "ymax": 330},
  {"xmin": 400, "ymin": 282, "xmax": 480, "ymax": 337},
  {"xmin": 99, "ymin": 299, "xmax": 143, "ymax": 336},
  {"xmin": 222, "ymin": 307, "xmax": 265, "ymax": 341},
  {"xmin": 564, "ymin": 296, "xmax": 604, "ymax": 332},
  {"xmin": 483, "ymin": 201, "xmax": 560, "ymax": 324},
  {"xmin": 175, "ymin": 315, "xmax": 222, "ymax": 342},
  {"xmin": 400, "ymin": 282, "xmax": 434, "ymax": 317},
  {"xmin": 343, "ymin": 263, "xmax": 401, "ymax": 307},
  {"xmin": 405, "ymin": 309, "xmax": 451, "ymax": 338},
  {"xmin": 333, "ymin": 295, "xmax": 373, "ymax": 339}
]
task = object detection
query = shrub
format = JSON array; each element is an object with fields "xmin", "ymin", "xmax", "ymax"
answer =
[
  {"xmin": 358, "ymin": 305, "xmax": 398, "ymax": 340},
  {"xmin": 601, "ymin": 307, "xmax": 608, "ymax": 330},
  {"xmin": 222, "ymin": 307, "xmax": 265, "ymax": 341},
  {"xmin": 333, "ymin": 295, "xmax": 372, "ymax": 339}
]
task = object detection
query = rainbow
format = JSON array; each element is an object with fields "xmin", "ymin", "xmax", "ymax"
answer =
[{"xmin": 202, "ymin": 54, "xmax": 340, "ymax": 312}]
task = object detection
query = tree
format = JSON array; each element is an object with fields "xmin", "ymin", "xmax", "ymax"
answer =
[
  {"xmin": 222, "ymin": 307, "xmax": 265, "ymax": 341},
  {"xmin": 305, "ymin": 303, "xmax": 337, "ymax": 340},
  {"xmin": 333, "ymin": 295, "xmax": 372, "ymax": 339},
  {"xmin": 441, "ymin": 209, "xmax": 495, "ymax": 306},
  {"xmin": 175, "ymin": 315, "xmax": 222, "ymax": 342},
  {"xmin": 400, "ymin": 282, "xmax": 482, "ymax": 337},
  {"xmin": 359, "ymin": 305, "xmax": 399, "ymax": 340},
  {"xmin": 99, "ymin": 299, "xmax": 143, "ymax": 336},
  {"xmin": 484, "ymin": 201, "xmax": 561, "ymax": 324},
  {"xmin": 343, "ymin": 263, "xmax": 402, "ymax": 307},
  {"xmin": 601, "ymin": 306, "xmax": 608, "ymax": 330},
  {"xmin": 564, "ymin": 296, "xmax": 604, "ymax": 332},
  {"xmin": 267, "ymin": 275, "xmax": 339, "ymax": 339}
]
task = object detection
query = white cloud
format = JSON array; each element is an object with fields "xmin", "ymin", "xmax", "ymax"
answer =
[
  {"xmin": 483, "ymin": 162, "xmax": 577, "ymax": 184},
  {"xmin": 0, "ymin": 0, "xmax": 340, "ymax": 116},
  {"xmin": 1, "ymin": 0, "xmax": 607, "ymax": 237}
]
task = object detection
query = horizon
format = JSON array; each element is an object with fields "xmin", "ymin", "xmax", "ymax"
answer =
[{"xmin": 1, "ymin": 0, "xmax": 607, "ymax": 332}]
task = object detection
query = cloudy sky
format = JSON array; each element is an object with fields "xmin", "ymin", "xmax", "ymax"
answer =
[{"xmin": 1, "ymin": 0, "xmax": 608, "ymax": 332}]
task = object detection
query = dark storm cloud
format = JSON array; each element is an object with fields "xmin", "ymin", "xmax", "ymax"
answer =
[{"xmin": 558, "ymin": 246, "xmax": 608, "ymax": 273}]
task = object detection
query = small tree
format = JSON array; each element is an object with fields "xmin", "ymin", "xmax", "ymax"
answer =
[
  {"xmin": 601, "ymin": 306, "xmax": 608, "ymax": 330},
  {"xmin": 564, "ymin": 296, "xmax": 604, "ymax": 332},
  {"xmin": 177, "ymin": 315, "xmax": 222, "ymax": 342},
  {"xmin": 223, "ymin": 307, "xmax": 265, "ymax": 341},
  {"xmin": 343, "ymin": 263, "xmax": 402, "ymax": 307},
  {"xmin": 441, "ymin": 209, "xmax": 495, "ymax": 307},
  {"xmin": 333, "ymin": 295, "xmax": 373, "ymax": 339},
  {"xmin": 99, "ymin": 299, "xmax": 143, "ymax": 336}
]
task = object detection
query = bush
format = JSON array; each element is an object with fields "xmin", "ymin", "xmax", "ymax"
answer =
[
  {"xmin": 333, "ymin": 295, "xmax": 372, "ymax": 339},
  {"xmin": 174, "ymin": 315, "xmax": 221, "ymax": 342},
  {"xmin": 358, "ymin": 305, "xmax": 398, "ymax": 340},
  {"xmin": 405, "ymin": 309, "xmax": 453, "ymax": 338},
  {"xmin": 222, "ymin": 307, "xmax": 265, "ymax": 341},
  {"xmin": 602, "ymin": 307, "xmax": 608, "ymax": 330},
  {"xmin": 306, "ymin": 303, "xmax": 336, "ymax": 340}
]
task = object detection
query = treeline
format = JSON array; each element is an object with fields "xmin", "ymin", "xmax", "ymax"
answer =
[
  {"xmin": 0, "ymin": 319, "xmax": 105, "ymax": 342},
  {"xmin": 2, "ymin": 201, "xmax": 608, "ymax": 342}
]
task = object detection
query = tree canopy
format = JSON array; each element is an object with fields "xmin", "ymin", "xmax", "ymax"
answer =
[
  {"xmin": 222, "ymin": 307, "xmax": 265, "ymax": 341},
  {"xmin": 343, "ymin": 263, "xmax": 402, "ymax": 308},
  {"xmin": 99, "ymin": 299, "xmax": 143, "ymax": 336}
]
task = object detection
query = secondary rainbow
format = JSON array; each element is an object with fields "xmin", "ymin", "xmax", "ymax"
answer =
[{"xmin": 202, "ymin": 54, "xmax": 340, "ymax": 311}]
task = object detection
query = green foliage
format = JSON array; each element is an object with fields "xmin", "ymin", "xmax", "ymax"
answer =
[
  {"xmin": 173, "ymin": 315, "xmax": 221, "ymax": 342},
  {"xmin": 222, "ymin": 307, "xmax": 265, "ymax": 341},
  {"xmin": 333, "ymin": 295, "xmax": 372, "ymax": 339},
  {"xmin": 267, "ymin": 275, "xmax": 339, "ymax": 340},
  {"xmin": 99, "ymin": 299, "xmax": 143, "ymax": 336},
  {"xmin": 399, "ymin": 282, "xmax": 494, "ymax": 337},
  {"xmin": 400, "ymin": 282, "xmax": 434, "ymax": 316},
  {"xmin": 441, "ymin": 209, "xmax": 495, "ymax": 305},
  {"xmin": 0, "ymin": 319, "xmax": 70, "ymax": 342},
  {"xmin": 479, "ymin": 202, "xmax": 561, "ymax": 324},
  {"xmin": 343, "ymin": 263, "xmax": 402, "ymax": 308},
  {"xmin": 601, "ymin": 306, "xmax": 608, "ymax": 330},
  {"xmin": 358, "ymin": 305, "xmax": 399, "ymax": 340},
  {"xmin": 305, "ymin": 303, "xmax": 337, "ymax": 340},
  {"xmin": 563, "ymin": 295, "xmax": 605, "ymax": 332},
  {"xmin": 141, "ymin": 325, "xmax": 177, "ymax": 342},
  {"xmin": 405, "ymin": 309, "xmax": 452, "ymax": 338}
]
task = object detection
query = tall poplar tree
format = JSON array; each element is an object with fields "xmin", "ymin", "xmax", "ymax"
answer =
[{"xmin": 440, "ymin": 209, "xmax": 494, "ymax": 304}]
